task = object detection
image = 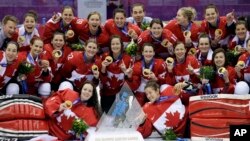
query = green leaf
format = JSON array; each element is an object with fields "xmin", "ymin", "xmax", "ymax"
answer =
[
  {"xmin": 72, "ymin": 119, "xmax": 89, "ymax": 135},
  {"xmin": 226, "ymin": 50, "xmax": 240, "ymax": 66},
  {"xmin": 140, "ymin": 22, "xmax": 150, "ymax": 31},
  {"xmin": 162, "ymin": 128, "xmax": 177, "ymax": 141},
  {"xmin": 71, "ymin": 43, "xmax": 84, "ymax": 51},
  {"xmin": 18, "ymin": 61, "xmax": 34, "ymax": 74},
  {"xmin": 199, "ymin": 66, "xmax": 215, "ymax": 81},
  {"xmin": 125, "ymin": 40, "xmax": 138, "ymax": 56}
]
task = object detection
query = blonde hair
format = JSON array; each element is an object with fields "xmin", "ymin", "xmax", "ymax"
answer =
[{"xmin": 179, "ymin": 7, "xmax": 197, "ymax": 21}]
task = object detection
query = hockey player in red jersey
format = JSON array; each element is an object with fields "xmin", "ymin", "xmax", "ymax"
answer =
[
  {"xmin": 164, "ymin": 7, "xmax": 199, "ymax": 49},
  {"xmin": 99, "ymin": 35, "xmax": 134, "ymax": 112},
  {"xmin": 137, "ymin": 80, "xmax": 188, "ymax": 138},
  {"xmin": 196, "ymin": 33, "xmax": 213, "ymax": 66},
  {"xmin": 199, "ymin": 4, "xmax": 235, "ymax": 49},
  {"xmin": 104, "ymin": 8, "xmax": 141, "ymax": 47},
  {"xmin": 130, "ymin": 43, "xmax": 166, "ymax": 106},
  {"xmin": 40, "ymin": 31, "xmax": 72, "ymax": 91},
  {"xmin": 18, "ymin": 37, "xmax": 52, "ymax": 97},
  {"xmin": 0, "ymin": 42, "xmax": 21, "ymax": 95},
  {"xmin": 59, "ymin": 39, "xmax": 102, "ymax": 91},
  {"xmin": 71, "ymin": 11, "xmax": 110, "ymax": 53},
  {"xmin": 138, "ymin": 19, "xmax": 177, "ymax": 60},
  {"xmin": 44, "ymin": 81, "xmax": 102, "ymax": 140},
  {"xmin": 42, "ymin": 6, "xmax": 77, "ymax": 44}
]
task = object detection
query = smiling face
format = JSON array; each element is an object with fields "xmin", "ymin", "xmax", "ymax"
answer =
[
  {"xmin": 235, "ymin": 23, "xmax": 247, "ymax": 40},
  {"xmin": 51, "ymin": 34, "xmax": 65, "ymax": 50},
  {"xmin": 145, "ymin": 86, "xmax": 160, "ymax": 103},
  {"xmin": 142, "ymin": 45, "xmax": 155, "ymax": 62},
  {"xmin": 150, "ymin": 23, "xmax": 163, "ymax": 38},
  {"xmin": 176, "ymin": 9, "xmax": 187, "ymax": 25},
  {"xmin": 88, "ymin": 13, "xmax": 101, "ymax": 32},
  {"xmin": 3, "ymin": 20, "xmax": 16, "ymax": 38},
  {"xmin": 30, "ymin": 39, "xmax": 44, "ymax": 57},
  {"xmin": 111, "ymin": 37, "xmax": 122, "ymax": 55},
  {"xmin": 174, "ymin": 43, "xmax": 186, "ymax": 60},
  {"xmin": 204, "ymin": 8, "xmax": 218, "ymax": 25},
  {"xmin": 132, "ymin": 5, "xmax": 145, "ymax": 23},
  {"xmin": 62, "ymin": 8, "xmax": 74, "ymax": 25},
  {"xmin": 84, "ymin": 41, "xmax": 98, "ymax": 59},
  {"xmin": 214, "ymin": 52, "xmax": 225, "ymax": 68},
  {"xmin": 80, "ymin": 83, "xmax": 93, "ymax": 101},
  {"xmin": 114, "ymin": 12, "xmax": 126, "ymax": 28},
  {"xmin": 24, "ymin": 16, "xmax": 36, "ymax": 33},
  {"xmin": 5, "ymin": 43, "xmax": 18, "ymax": 63},
  {"xmin": 198, "ymin": 37, "xmax": 210, "ymax": 54}
]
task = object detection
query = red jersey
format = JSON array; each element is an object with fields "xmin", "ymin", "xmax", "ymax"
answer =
[
  {"xmin": 104, "ymin": 19, "xmax": 141, "ymax": 45},
  {"xmin": 137, "ymin": 29, "xmax": 178, "ymax": 59},
  {"xmin": 211, "ymin": 66, "xmax": 236, "ymax": 94},
  {"xmin": 71, "ymin": 18, "xmax": 110, "ymax": 52},
  {"xmin": 18, "ymin": 52, "xmax": 53, "ymax": 94},
  {"xmin": 238, "ymin": 52, "xmax": 250, "ymax": 83},
  {"xmin": 41, "ymin": 43, "xmax": 72, "ymax": 84},
  {"xmin": 60, "ymin": 51, "xmax": 102, "ymax": 90},
  {"xmin": 200, "ymin": 16, "xmax": 234, "ymax": 47},
  {"xmin": 0, "ymin": 51, "xmax": 20, "ymax": 89},
  {"xmin": 228, "ymin": 31, "xmax": 250, "ymax": 51},
  {"xmin": 166, "ymin": 55, "xmax": 200, "ymax": 85},
  {"xmin": 100, "ymin": 52, "xmax": 133, "ymax": 96},
  {"xmin": 44, "ymin": 89, "xmax": 99, "ymax": 140},
  {"xmin": 196, "ymin": 49, "xmax": 213, "ymax": 66},
  {"xmin": 164, "ymin": 19, "xmax": 199, "ymax": 45},
  {"xmin": 130, "ymin": 58, "xmax": 166, "ymax": 105},
  {"xmin": 137, "ymin": 84, "xmax": 187, "ymax": 138},
  {"xmin": 42, "ymin": 18, "xmax": 78, "ymax": 44}
]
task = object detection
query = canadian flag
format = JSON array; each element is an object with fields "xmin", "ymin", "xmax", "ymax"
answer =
[
  {"xmin": 153, "ymin": 98, "xmax": 186, "ymax": 134},
  {"xmin": 56, "ymin": 109, "xmax": 78, "ymax": 133}
]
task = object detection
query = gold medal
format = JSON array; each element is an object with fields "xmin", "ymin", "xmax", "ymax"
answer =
[
  {"xmin": 215, "ymin": 29, "xmax": 223, "ymax": 37},
  {"xmin": 236, "ymin": 61, "xmax": 245, "ymax": 69},
  {"xmin": 91, "ymin": 64, "xmax": 98, "ymax": 72},
  {"xmin": 166, "ymin": 57, "xmax": 174, "ymax": 65},
  {"xmin": 161, "ymin": 39, "xmax": 169, "ymax": 47},
  {"xmin": 52, "ymin": 49, "xmax": 62, "ymax": 58},
  {"xmin": 183, "ymin": 31, "xmax": 191, "ymax": 38},
  {"xmin": 65, "ymin": 100, "xmax": 72, "ymax": 109},
  {"xmin": 105, "ymin": 56, "xmax": 113, "ymax": 63},
  {"xmin": 143, "ymin": 69, "xmax": 151, "ymax": 77}
]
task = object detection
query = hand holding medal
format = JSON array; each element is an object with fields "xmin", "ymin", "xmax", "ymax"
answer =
[
  {"xmin": 105, "ymin": 56, "xmax": 113, "ymax": 64},
  {"xmin": 64, "ymin": 100, "xmax": 73, "ymax": 109},
  {"xmin": 215, "ymin": 29, "xmax": 223, "ymax": 37},
  {"xmin": 236, "ymin": 61, "xmax": 245, "ymax": 70},
  {"xmin": 143, "ymin": 69, "xmax": 152, "ymax": 77},
  {"xmin": 183, "ymin": 30, "xmax": 191, "ymax": 38},
  {"xmin": 17, "ymin": 36, "xmax": 26, "ymax": 46},
  {"xmin": 91, "ymin": 64, "xmax": 98, "ymax": 72},
  {"xmin": 66, "ymin": 29, "xmax": 75, "ymax": 39},
  {"xmin": 218, "ymin": 67, "xmax": 226, "ymax": 77}
]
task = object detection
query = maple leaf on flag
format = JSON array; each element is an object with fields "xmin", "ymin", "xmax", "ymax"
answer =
[
  {"xmin": 57, "ymin": 110, "xmax": 77, "ymax": 132},
  {"xmin": 109, "ymin": 75, "xmax": 124, "ymax": 88},
  {"xmin": 178, "ymin": 77, "xmax": 185, "ymax": 83},
  {"xmin": 165, "ymin": 111, "xmax": 181, "ymax": 127}
]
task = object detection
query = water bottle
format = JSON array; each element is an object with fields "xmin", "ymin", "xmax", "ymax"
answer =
[{"xmin": 205, "ymin": 83, "xmax": 212, "ymax": 94}]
